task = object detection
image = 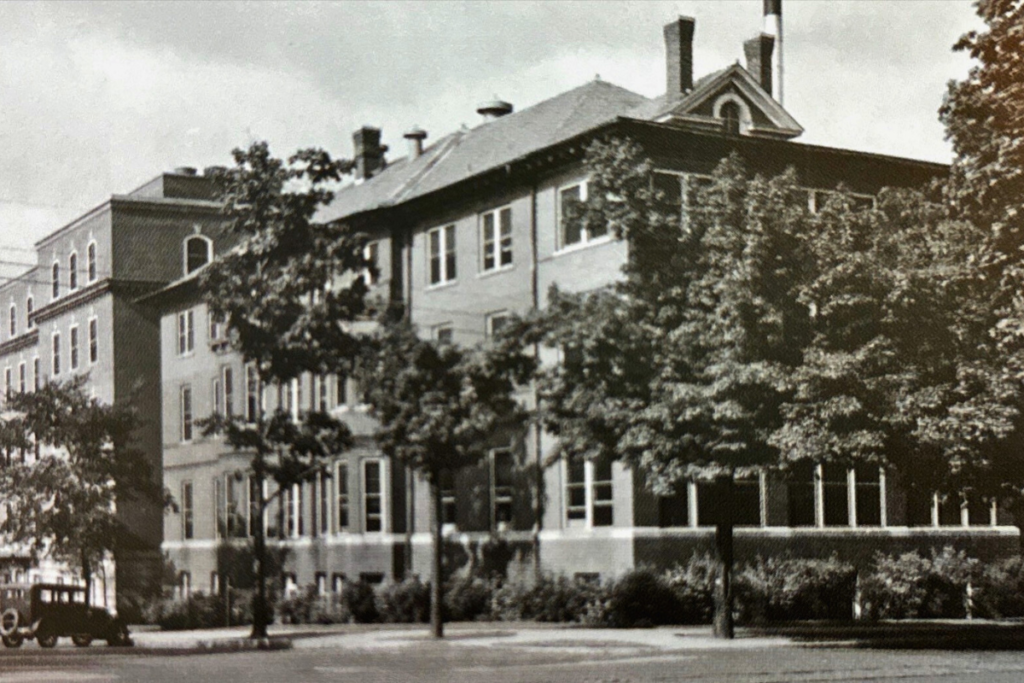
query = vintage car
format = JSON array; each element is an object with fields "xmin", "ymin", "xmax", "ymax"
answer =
[{"xmin": 0, "ymin": 583, "xmax": 130, "ymax": 648}]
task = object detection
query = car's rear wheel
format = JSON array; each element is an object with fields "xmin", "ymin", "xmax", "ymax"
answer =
[
  {"xmin": 2, "ymin": 633, "xmax": 23, "ymax": 648},
  {"xmin": 106, "ymin": 621, "xmax": 130, "ymax": 647},
  {"xmin": 0, "ymin": 608, "xmax": 18, "ymax": 637},
  {"xmin": 71, "ymin": 634, "xmax": 93, "ymax": 647},
  {"xmin": 36, "ymin": 631, "xmax": 58, "ymax": 648}
]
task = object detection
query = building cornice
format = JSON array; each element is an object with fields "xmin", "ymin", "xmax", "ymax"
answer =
[
  {"xmin": 32, "ymin": 279, "xmax": 167, "ymax": 324},
  {"xmin": 0, "ymin": 329, "xmax": 39, "ymax": 357}
]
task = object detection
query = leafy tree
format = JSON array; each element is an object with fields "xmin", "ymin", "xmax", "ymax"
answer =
[
  {"xmin": 0, "ymin": 377, "xmax": 162, "ymax": 601},
  {"xmin": 356, "ymin": 312, "xmax": 534, "ymax": 638},
  {"xmin": 198, "ymin": 141, "xmax": 368, "ymax": 639}
]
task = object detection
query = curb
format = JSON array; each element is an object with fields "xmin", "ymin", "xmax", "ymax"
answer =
[{"xmin": 193, "ymin": 637, "xmax": 294, "ymax": 653}]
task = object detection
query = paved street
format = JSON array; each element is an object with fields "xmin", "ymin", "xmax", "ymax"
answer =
[{"xmin": 5, "ymin": 625, "xmax": 1024, "ymax": 682}]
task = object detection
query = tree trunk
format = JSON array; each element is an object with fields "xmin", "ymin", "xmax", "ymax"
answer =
[
  {"xmin": 430, "ymin": 477, "xmax": 444, "ymax": 639},
  {"xmin": 251, "ymin": 474, "xmax": 269, "ymax": 640},
  {"xmin": 712, "ymin": 473, "xmax": 735, "ymax": 639}
]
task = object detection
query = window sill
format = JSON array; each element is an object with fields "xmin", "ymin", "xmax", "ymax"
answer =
[
  {"xmin": 425, "ymin": 279, "xmax": 458, "ymax": 292},
  {"xmin": 477, "ymin": 264, "xmax": 515, "ymax": 280},
  {"xmin": 553, "ymin": 235, "xmax": 614, "ymax": 257}
]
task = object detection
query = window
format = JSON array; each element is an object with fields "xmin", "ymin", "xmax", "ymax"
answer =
[
  {"xmin": 68, "ymin": 253, "xmax": 78, "ymax": 291},
  {"xmin": 88, "ymin": 319, "xmax": 98, "ymax": 364},
  {"xmin": 8, "ymin": 304, "xmax": 15, "ymax": 338},
  {"xmin": 363, "ymin": 459, "xmax": 384, "ymax": 533},
  {"xmin": 245, "ymin": 365, "xmax": 259, "ymax": 423},
  {"xmin": 365, "ymin": 241, "xmax": 380, "ymax": 285},
  {"xmin": 332, "ymin": 573, "xmax": 346, "ymax": 594},
  {"xmin": 226, "ymin": 475, "xmax": 247, "ymax": 538},
  {"xmin": 336, "ymin": 374, "xmax": 348, "ymax": 407},
  {"xmin": 180, "ymin": 385, "xmax": 193, "ymax": 442},
  {"xmin": 184, "ymin": 236, "xmax": 212, "ymax": 274},
  {"xmin": 212, "ymin": 378, "xmax": 223, "ymax": 420},
  {"xmin": 658, "ymin": 482, "xmax": 690, "ymax": 528},
  {"xmin": 821, "ymin": 463, "xmax": 849, "ymax": 526},
  {"xmin": 26, "ymin": 297, "xmax": 33, "ymax": 330},
  {"xmin": 721, "ymin": 101, "xmax": 741, "ymax": 135},
  {"xmin": 51, "ymin": 262, "xmax": 60, "ymax": 299},
  {"xmin": 181, "ymin": 481, "xmax": 194, "ymax": 540},
  {"xmin": 319, "ymin": 473, "xmax": 330, "ymax": 536},
  {"xmin": 565, "ymin": 455, "xmax": 613, "ymax": 527},
  {"xmin": 854, "ymin": 463, "xmax": 882, "ymax": 526},
  {"xmin": 787, "ymin": 461, "xmax": 816, "ymax": 527},
  {"xmin": 87, "ymin": 242, "xmax": 97, "ymax": 282},
  {"xmin": 179, "ymin": 572, "xmax": 191, "ymax": 599},
  {"xmin": 210, "ymin": 572, "xmax": 220, "ymax": 595},
  {"xmin": 433, "ymin": 324, "xmax": 453, "ymax": 345},
  {"xmin": 222, "ymin": 366, "xmax": 234, "ymax": 417},
  {"xmin": 4, "ymin": 368, "xmax": 10, "ymax": 403},
  {"xmin": 32, "ymin": 358, "xmax": 39, "ymax": 391},
  {"xmin": 177, "ymin": 310, "xmax": 195, "ymax": 356},
  {"xmin": 52, "ymin": 332, "xmax": 61, "ymax": 375},
  {"xmin": 491, "ymin": 449, "xmax": 514, "ymax": 529},
  {"xmin": 486, "ymin": 311, "xmax": 510, "ymax": 338},
  {"xmin": 427, "ymin": 225, "xmax": 456, "ymax": 285},
  {"xmin": 208, "ymin": 311, "xmax": 227, "ymax": 345},
  {"xmin": 18, "ymin": 362, "xmax": 25, "ymax": 394},
  {"xmin": 317, "ymin": 375, "xmax": 329, "ymax": 411},
  {"xmin": 696, "ymin": 476, "xmax": 761, "ymax": 527},
  {"xmin": 69, "ymin": 325, "xmax": 79, "ymax": 370},
  {"xmin": 653, "ymin": 171, "xmax": 684, "ymax": 220},
  {"xmin": 213, "ymin": 478, "xmax": 224, "ymax": 539},
  {"xmin": 249, "ymin": 477, "xmax": 261, "ymax": 537},
  {"xmin": 336, "ymin": 462, "xmax": 349, "ymax": 531},
  {"xmin": 558, "ymin": 182, "xmax": 605, "ymax": 249},
  {"xmin": 481, "ymin": 207, "xmax": 513, "ymax": 272},
  {"xmin": 284, "ymin": 484, "xmax": 303, "ymax": 538},
  {"xmin": 439, "ymin": 469, "xmax": 457, "ymax": 527}
]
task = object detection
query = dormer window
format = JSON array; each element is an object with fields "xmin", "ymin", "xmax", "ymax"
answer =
[
  {"xmin": 184, "ymin": 236, "xmax": 212, "ymax": 275},
  {"xmin": 721, "ymin": 101, "xmax": 741, "ymax": 135}
]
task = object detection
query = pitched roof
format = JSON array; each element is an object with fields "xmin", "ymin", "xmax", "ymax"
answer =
[{"xmin": 316, "ymin": 79, "xmax": 650, "ymax": 224}]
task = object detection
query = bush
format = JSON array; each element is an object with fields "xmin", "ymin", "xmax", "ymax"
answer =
[
  {"xmin": 444, "ymin": 577, "xmax": 495, "ymax": 622},
  {"xmin": 975, "ymin": 556, "xmax": 1024, "ymax": 618},
  {"xmin": 378, "ymin": 578, "xmax": 430, "ymax": 623},
  {"xmin": 861, "ymin": 547, "xmax": 977, "ymax": 619},
  {"xmin": 343, "ymin": 580, "xmax": 380, "ymax": 623},
  {"xmin": 736, "ymin": 556, "xmax": 857, "ymax": 623},
  {"xmin": 663, "ymin": 554, "xmax": 717, "ymax": 624},
  {"xmin": 603, "ymin": 567, "xmax": 681, "ymax": 628},
  {"xmin": 146, "ymin": 592, "xmax": 230, "ymax": 631},
  {"xmin": 491, "ymin": 575, "xmax": 604, "ymax": 623}
]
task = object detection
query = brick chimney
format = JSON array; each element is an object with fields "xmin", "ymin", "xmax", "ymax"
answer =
[
  {"xmin": 664, "ymin": 16, "xmax": 696, "ymax": 98},
  {"xmin": 743, "ymin": 34, "xmax": 775, "ymax": 95},
  {"xmin": 353, "ymin": 126, "xmax": 387, "ymax": 180}
]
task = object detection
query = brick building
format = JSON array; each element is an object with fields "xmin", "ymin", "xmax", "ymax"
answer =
[
  {"xmin": 155, "ymin": 15, "xmax": 1018, "ymax": 597},
  {"xmin": 0, "ymin": 169, "xmax": 224, "ymax": 611}
]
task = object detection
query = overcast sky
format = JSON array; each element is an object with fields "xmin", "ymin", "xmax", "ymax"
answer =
[{"xmin": 0, "ymin": 0, "xmax": 982, "ymax": 277}]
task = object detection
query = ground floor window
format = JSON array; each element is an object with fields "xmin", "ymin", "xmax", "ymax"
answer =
[
  {"xmin": 565, "ymin": 455, "xmax": 613, "ymax": 528},
  {"xmin": 491, "ymin": 449, "xmax": 514, "ymax": 530}
]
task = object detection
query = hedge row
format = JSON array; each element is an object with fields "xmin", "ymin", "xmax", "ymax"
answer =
[{"xmin": 148, "ymin": 547, "xmax": 1024, "ymax": 630}]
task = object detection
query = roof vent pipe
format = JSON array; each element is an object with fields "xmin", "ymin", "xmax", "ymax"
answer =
[
  {"xmin": 476, "ymin": 99, "xmax": 514, "ymax": 121},
  {"xmin": 404, "ymin": 126, "xmax": 428, "ymax": 159},
  {"xmin": 173, "ymin": 166, "xmax": 198, "ymax": 176}
]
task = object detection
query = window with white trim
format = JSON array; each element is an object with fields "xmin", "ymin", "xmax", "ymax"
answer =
[
  {"xmin": 68, "ymin": 252, "xmax": 78, "ymax": 291},
  {"xmin": 491, "ymin": 449, "xmax": 514, "ymax": 530},
  {"xmin": 18, "ymin": 362, "xmax": 26, "ymax": 394},
  {"xmin": 336, "ymin": 461, "xmax": 349, "ymax": 531},
  {"xmin": 480, "ymin": 207, "xmax": 512, "ymax": 272},
  {"xmin": 3, "ymin": 368, "xmax": 10, "ymax": 404},
  {"xmin": 486, "ymin": 311, "xmax": 510, "ymax": 338},
  {"xmin": 87, "ymin": 242, "xmax": 97, "ymax": 282},
  {"xmin": 88, "ymin": 318, "xmax": 98, "ymax": 364},
  {"xmin": 433, "ymin": 324, "xmax": 453, "ymax": 345},
  {"xmin": 213, "ymin": 477, "xmax": 224, "ymax": 539},
  {"xmin": 177, "ymin": 310, "xmax": 194, "ymax": 356},
  {"xmin": 226, "ymin": 474, "xmax": 248, "ymax": 538},
  {"xmin": 25, "ymin": 296, "xmax": 33, "ymax": 330},
  {"xmin": 51, "ymin": 332, "xmax": 61, "ymax": 375},
  {"xmin": 248, "ymin": 476, "xmax": 260, "ymax": 538},
  {"xmin": 558, "ymin": 181, "xmax": 606, "ymax": 249},
  {"xmin": 208, "ymin": 311, "xmax": 227, "ymax": 345},
  {"xmin": 180, "ymin": 385, "xmax": 193, "ymax": 442},
  {"xmin": 69, "ymin": 325, "xmax": 79, "ymax": 371},
  {"xmin": 365, "ymin": 241, "xmax": 380, "ymax": 285},
  {"xmin": 565, "ymin": 455, "xmax": 613, "ymax": 527},
  {"xmin": 362, "ymin": 459, "xmax": 384, "ymax": 533},
  {"xmin": 245, "ymin": 365, "xmax": 259, "ymax": 423},
  {"xmin": 181, "ymin": 481, "xmax": 194, "ymax": 540},
  {"xmin": 427, "ymin": 225, "xmax": 456, "ymax": 285},
  {"xmin": 8, "ymin": 304, "xmax": 15, "ymax": 338},
  {"xmin": 212, "ymin": 377, "xmax": 222, "ymax": 422},
  {"xmin": 720, "ymin": 101, "xmax": 741, "ymax": 135},
  {"xmin": 32, "ymin": 358, "xmax": 39, "ymax": 392},
  {"xmin": 439, "ymin": 469, "xmax": 456, "ymax": 527},
  {"xmin": 51, "ymin": 262, "xmax": 60, "ymax": 300},
  {"xmin": 222, "ymin": 365, "xmax": 234, "ymax": 417},
  {"xmin": 184, "ymin": 236, "xmax": 212, "ymax": 275},
  {"xmin": 318, "ymin": 473, "xmax": 330, "ymax": 536}
]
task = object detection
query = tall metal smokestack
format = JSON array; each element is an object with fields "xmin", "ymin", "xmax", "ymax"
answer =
[{"xmin": 763, "ymin": 0, "xmax": 783, "ymax": 104}]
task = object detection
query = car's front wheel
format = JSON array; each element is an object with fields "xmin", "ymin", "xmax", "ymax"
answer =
[
  {"xmin": 106, "ymin": 620, "xmax": 130, "ymax": 647},
  {"xmin": 71, "ymin": 634, "xmax": 93, "ymax": 647},
  {"xmin": 1, "ymin": 633, "xmax": 23, "ymax": 648}
]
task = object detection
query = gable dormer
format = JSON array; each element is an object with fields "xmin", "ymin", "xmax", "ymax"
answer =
[{"xmin": 655, "ymin": 17, "xmax": 803, "ymax": 140}]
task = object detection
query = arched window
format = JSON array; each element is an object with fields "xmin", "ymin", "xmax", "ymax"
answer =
[
  {"xmin": 9, "ymin": 304, "xmax": 15, "ymax": 338},
  {"xmin": 184, "ymin": 236, "xmax": 212, "ymax": 275},
  {"xmin": 52, "ymin": 262, "xmax": 60, "ymax": 299},
  {"xmin": 26, "ymin": 296, "xmax": 33, "ymax": 330},
  {"xmin": 87, "ymin": 242, "xmax": 97, "ymax": 282},
  {"xmin": 69, "ymin": 253, "xmax": 78, "ymax": 291},
  {"xmin": 721, "ymin": 101, "xmax": 741, "ymax": 135}
]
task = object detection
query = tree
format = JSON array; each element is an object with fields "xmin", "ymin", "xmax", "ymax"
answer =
[
  {"xmin": 198, "ymin": 141, "xmax": 368, "ymax": 639},
  {"xmin": 0, "ymin": 377, "xmax": 162, "ymax": 601},
  {"xmin": 356, "ymin": 312, "xmax": 534, "ymax": 638}
]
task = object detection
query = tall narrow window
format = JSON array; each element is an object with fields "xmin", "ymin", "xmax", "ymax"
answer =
[
  {"xmin": 223, "ymin": 366, "xmax": 234, "ymax": 417},
  {"xmin": 226, "ymin": 475, "xmax": 247, "ymax": 538},
  {"xmin": 854, "ymin": 463, "xmax": 882, "ymax": 526},
  {"xmin": 591, "ymin": 458, "xmax": 613, "ymax": 527},
  {"xmin": 32, "ymin": 358, "xmax": 39, "ymax": 391},
  {"xmin": 822, "ymin": 462, "xmax": 849, "ymax": 526},
  {"xmin": 336, "ymin": 374, "xmax": 347, "ymax": 407},
  {"xmin": 319, "ymin": 474, "xmax": 330, "ymax": 536},
  {"xmin": 4, "ymin": 368, "xmax": 11, "ymax": 403},
  {"xmin": 296, "ymin": 483, "xmax": 305, "ymax": 537},
  {"xmin": 68, "ymin": 253, "xmax": 78, "ymax": 291},
  {"xmin": 317, "ymin": 375, "xmax": 329, "ymax": 411},
  {"xmin": 787, "ymin": 461, "xmax": 816, "ymax": 527},
  {"xmin": 653, "ymin": 171, "xmax": 684, "ymax": 219},
  {"xmin": 88, "ymin": 319, "xmax": 98, "ymax": 364},
  {"xmin": 8, "ymin": 304, "xmax": 15, "ymax": 337},
  {"xmin": 181, "ymin": 481, "xmax": 194, "ymax": 540},
  {"xmin": 52, "ymin": 332, "xmax": 61, "ymax": 375},
  {"xmin": 249, "ymin": 477, "xmax": 260, "ymax": 537},
  {"xmin": 214, "ymin": 478, "xmax": 224, "ymax": 539},
  {"xmin": 492, "ymin": 449, "xmax": 514, "ymax": 529},
  {"xmin": 25, "ymin": 296, "xmax": 33, "ymax": 330},
  {"xmin": 69, "ymin": 325, "xmax": 79, "ymax": 370},
  {"xmin": 558, "ymin": 182, "xmax": 604, "ymax": 248},
  {"xmin": 336, "ymin": 462, "xmax": 349, "ymax": 531},
  {"xmin": 721, "ymin": 101, "xmax": 741, "ymax": 135},
  {"xmin": 481, "ymin": 207, "xmax": 513, "ymax": 272},
  {"xmin": 185, "ymin": 236, "xmax": 212, "ymax": 274},
  {"xmin": 284, "ymin": 486, "xmax": 295, "ymax": 538},
  {"xmin": 566, "ymin": 456, "xmax": 587, "ymax": 522},
  {"xmin": 363, "ymin": 460, "xmax": 383, "ymax": 532},
  {"xmin": 427, "ymin": 225, "xmax": 456, "ymax": 285},
  {"xmin": 439, "ymin": 469, "xmax": 457, "ymax": 526},
  {"xmin": 208, "ymin": 311, "xmax": 227, "ymax": 345},
  {"xmin": 180, "ymin": 385, "xmax": 193, "ymax": 442},
  {"xmin": 87, "ymin": 242, "xmax": 97, "ymax": 282},
  {"xmin": 245, "ymin": 365, "xmax": 259, "ymax": 423},
  {"xmin": 51, "ymin": 262, "xmax": 60, "ymax": 299},
  {"xmin": 365, "ymin": 241, "xmax": 380, "ymax": 285},
  {"xmin": 18, "ymin": 362, "xmax": 26, "ymax": 394},
  {"xmin": 177, "ymin": 310, "xmax": 195, "ymax": 356},
  {"xmin": 212, "ymin": 378, "xmax": 223, "ymax": 420}
]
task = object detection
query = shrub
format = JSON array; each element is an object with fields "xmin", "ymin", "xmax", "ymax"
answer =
[
  {"xmin": 663, "ymin": 554, "xmax": 717, "ymax": 624},
  {"xmin": 444, "ymin": 577, "xmax": 495, "ymax": 622},
  {"xmin": 735, "ymin": 556, "xmax": 857, "ymax": 623},
  {"xmin": 147, "ymin": 592, "xmax": 230, "ymax": 631},
  {"xmin": 378, "ymin": 578, "xmax": 430, "ymax": 623},
  {"xmin": 972, "ymin": 556, "xmax": 1024, "ymax": 619},
  {"xmin": 491, "ymin": 575, "xmax": 604, "ymax": 623},
  {"xmin": 602, "ymin": 567, "xmax": 680, "ymax": 628},
  {"xmin": 343, "ymin": 579, "xmax": 380, "ymax": 623},
  {"xmin": 861, "ymin": 547, "xmax": 977, "ymax": 619}
]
